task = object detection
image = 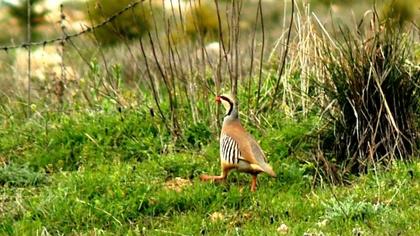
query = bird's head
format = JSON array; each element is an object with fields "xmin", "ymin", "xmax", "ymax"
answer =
[{"xmin": 216, "ymin": 94, "xmax": 237, "ymax": 118}]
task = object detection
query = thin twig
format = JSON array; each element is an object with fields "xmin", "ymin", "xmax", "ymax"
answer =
[
  {"xmin": 247, "ymin": 0, "xmax": 260, "ymax": 118},
  {"xmin": 138, "ymin": 36, "xmax": 170, "ymax": 134},
  {"xmin": 26, "ymin": 0, "xmax": 31, "ymax": 116},
  {"xmin": 75, "ymin": 198, "xmax": 122, "ymax": 226},
  {"xmin": 270, "ymin": 0, "xmax": 295, "ymax": 110},
  {"xmin": 58, "ymin": 4, "xmax": 66, "ymax": 106},
  {"xmin": 254, "ymin": 0, "xmax": 265, "ymax": 113}
]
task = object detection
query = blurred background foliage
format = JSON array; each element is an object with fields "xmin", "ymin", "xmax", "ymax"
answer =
[
  {"xmin": 184, "ymin": 2, "xmax": 221, "ymax": 41},
  {"xmin": 2, "ymin": 0, "xmax": 48, "ymax": 41},
  {"xmin": 84, "ymin": 0, "xmax": 152, "ymax": 45},
  {"xmin": 382, "ymin": 0, "xmax": 418, "ymax": 27},
  {"xmin": 0, "ymin": 0, "xmax": 418, "ymax": 44}
]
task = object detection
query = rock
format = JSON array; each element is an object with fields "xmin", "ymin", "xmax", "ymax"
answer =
[
  {"xmin": 277, "ymin": 223, "xmax": 288, "ymax": 234},
  {"xmin": 210, "ymin": 212, "xmax": 224, "ymax": 222}
]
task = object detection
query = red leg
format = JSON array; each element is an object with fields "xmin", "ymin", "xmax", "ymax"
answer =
[
  {"xmin": 200, "ymin": 166, "xmax": 230, "ymax": 182},
  {"xmin": 250, "ymin": 175, "xmax": 257, "ymax": 192}
]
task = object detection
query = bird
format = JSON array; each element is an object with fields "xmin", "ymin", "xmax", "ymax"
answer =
[{"xmin": 200, "ymin": 94, "xmax": 276, "ymax": 191}]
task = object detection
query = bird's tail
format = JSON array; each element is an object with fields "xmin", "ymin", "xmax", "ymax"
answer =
[
  {"xmin": 261, "ymin": 163, "xmax": 276, "ymax": 177},
  {"xmin": 251, "ymin": 163, "xmax": 276, "ymax": 177}
]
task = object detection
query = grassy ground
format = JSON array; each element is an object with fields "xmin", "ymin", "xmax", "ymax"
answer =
[{"xmin": 0, "ymin": 109, "xmax": 418, "ymax": 235}]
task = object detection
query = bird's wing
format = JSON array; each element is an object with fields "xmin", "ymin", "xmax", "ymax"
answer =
[{"xmin": 247, "ymin": 135, "xmax": 267, "ymax": 163}]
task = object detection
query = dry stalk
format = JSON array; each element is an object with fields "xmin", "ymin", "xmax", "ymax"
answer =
[
  {"xmin": 254, "ymin": 0, "xmax": 265, "ymax": 115},
  {"xmin": 138, "ymin": 36, "xmax": 170, "ymax": 132},
  {"xmin": 26, "ymin": 0, "xmax": 31, "ymax": 116},
  {"xmin": 270, "ymin": 0, "xmax": 295, "ymax": 110},
  {"xmin": 58, "ymin": 4, "xmax": 66, "ymax": 106}
]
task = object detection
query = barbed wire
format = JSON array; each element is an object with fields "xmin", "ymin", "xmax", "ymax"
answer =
[{"xmin": 0, "ymin": 0, "xmax": 145, "ymax": 52}]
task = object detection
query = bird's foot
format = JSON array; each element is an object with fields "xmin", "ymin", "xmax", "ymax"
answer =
[
  {"xmin": 199, "ymin": 174, "xmax": 211, "ymax": 181},
  {"xmin": 200, "ymin": 174, "xmax": 225, "ymax": 182}
]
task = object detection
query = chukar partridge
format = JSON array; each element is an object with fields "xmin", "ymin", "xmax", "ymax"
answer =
[{"xmin": 200, "ymin": 94, "xmax": 276, "ymax": 191}]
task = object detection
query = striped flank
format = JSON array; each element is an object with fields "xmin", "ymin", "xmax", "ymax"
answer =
[{"xmin": 220, "ymin": 133, "xmax": 240, "ymax": 164}]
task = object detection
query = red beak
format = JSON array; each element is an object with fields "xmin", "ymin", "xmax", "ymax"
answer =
[{"xmin": 215, "ymin": 96, "xmax": 221, "ymax": 103}]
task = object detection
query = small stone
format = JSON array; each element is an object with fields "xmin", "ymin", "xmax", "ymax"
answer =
[
  {"xmin": 164, "ymin": 177, "xmax": 191, "ymax": 192},
  {"xmin": 352, "ymin": 227, "xmax": 364, "ymax": 236},
  {"xmin": 316, "ymin": 219, "xmax": 328, "ymax": 227},
  {"xmin": 242, "ymin": 212, "xmax": 252, "ymax": 220},
  {"xmin": 277, "ymin": 223, "xmax": 288, "ymax": 234},
  {"xmin": 210, "ymin": 212, "xmax": 224, "ymax": 222}
]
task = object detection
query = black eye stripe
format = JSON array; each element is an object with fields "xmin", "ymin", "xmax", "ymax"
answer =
[
  {"xmin": 219, "ymin": 96, "xmax": 234, "ymax": 116},
  {"xmin": 219, "ymin": 95, "xmax": 232, "ymax": 103}
]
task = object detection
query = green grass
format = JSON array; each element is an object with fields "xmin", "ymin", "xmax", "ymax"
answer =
[{"xmin": 0, "ymin": 109, "xmax": 419, "ymax": 235}]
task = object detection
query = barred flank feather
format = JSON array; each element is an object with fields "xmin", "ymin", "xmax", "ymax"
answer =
[{"xmin": 220, "ymin": 133, "xmax": 240, "ymax": 164}]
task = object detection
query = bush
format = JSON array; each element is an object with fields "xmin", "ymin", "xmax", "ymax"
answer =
[
  {"xmin": 183, "ymin": 122, "xmax": 212, "ymax": 148},
  {"xmin": 320, "ymin": 22, "xmax": 419, "ymax": 178},
  {"xmin": 0, "ymin": 163, "xmax": 46, "ymax": 187},
  {"xmin": 85, "ymin": 0, "xmax": 152, "ymax": 45},
  {"xmin": 381, "ymin": 0, "xmax": 419, "ymax": 28},
  {"xmin": 185, "ymin": 3, "xmax": 222, "ymax": 41}
]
